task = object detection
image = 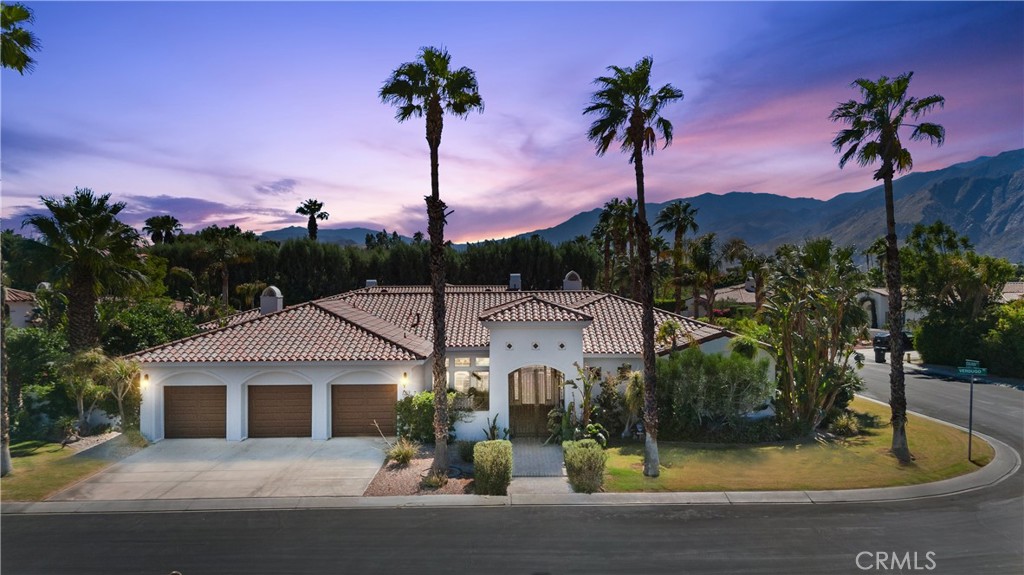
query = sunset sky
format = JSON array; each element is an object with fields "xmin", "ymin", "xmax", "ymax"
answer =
[{"xmin": 2, "ymin": 1, "xmax": 1022, "ymax": 242}]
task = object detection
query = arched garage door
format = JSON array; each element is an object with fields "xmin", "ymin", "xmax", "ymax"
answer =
[
  {"xmin": 164, "ymin": 386, "xmax": 226, "ymax": 439},
  {"xmin": 332, "ymin": 385, "xmax": 397, "ymax": 436},
  {"xmin": 248, "ymin": 385, "xmax": 312, "ymax": 437}
]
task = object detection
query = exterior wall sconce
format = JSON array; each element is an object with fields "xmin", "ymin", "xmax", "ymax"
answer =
[{"xmin": 141, "ymin": 373, "xmax": 149, "ymax": 388}]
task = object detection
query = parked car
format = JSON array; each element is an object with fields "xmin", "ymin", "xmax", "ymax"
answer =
[{"xmin": 872, "ymin": 331, "xmax": 914, "ymax": 363}]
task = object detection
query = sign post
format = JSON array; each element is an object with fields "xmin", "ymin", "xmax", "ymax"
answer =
[{"xmin": 958, "ymin": 361, "xmax": 987, "ymax": 461}]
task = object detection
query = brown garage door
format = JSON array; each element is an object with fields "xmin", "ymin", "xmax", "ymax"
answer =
[
  {"xmin": 332, "ymin": 385, "xmax": 397, "ymax": 436},
  {"xmin": 248, "ymin": 385, "xmax": 312, "ymax": 437},
  {"xmin": 165, "ymin": 386, "xmax": 226, "ymax": 438}
]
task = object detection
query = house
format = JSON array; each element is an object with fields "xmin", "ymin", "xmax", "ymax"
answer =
[
  {"xmin": 858, "ymin": 288, "xmax": 925, "ymax": 330},
  {"xmin": 133, "ymin": 273, "xmax": 754, "ymax": 442},
  {"xmin": 999, "ymin": 282, "xmax": 1024, "ymax": 303},
  {"xmin": 683, "ymin": 276, "xmax": 758, "ymax": 318},
  {"xmin": 3, "ymin": 287, "xmax": 36, "ymax": 328}
]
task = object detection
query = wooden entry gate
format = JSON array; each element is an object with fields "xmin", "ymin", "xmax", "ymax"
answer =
[{"xmin": 508, "ymin": 366, "xmax": 563, "ymax": 437}]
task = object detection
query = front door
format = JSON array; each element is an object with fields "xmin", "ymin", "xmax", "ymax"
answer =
[{"xmin": 508, "ymin": 366, "xmax": 563, "ymax": 437}]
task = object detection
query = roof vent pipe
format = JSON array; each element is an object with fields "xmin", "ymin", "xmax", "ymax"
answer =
[
  {"xmin": 260, "ymin": 286, "xmax": 284, "ymax": 315},
  {"xmin": 509, "ymin": 273, "xmax": 522, "ymax": 291}
]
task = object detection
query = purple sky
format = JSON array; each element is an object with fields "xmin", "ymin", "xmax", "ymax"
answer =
[{"xmin": 2, "ymin": 2, "xmax": 1022, "ymax": 242}]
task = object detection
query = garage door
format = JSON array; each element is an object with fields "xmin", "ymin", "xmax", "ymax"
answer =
[
  {"xmin": 248, "ymin": 385, "xmax": 312, "ymax": 437},
  {"xmin": 164, "ymin": 386, "xmax": 226, "ymax": 438},
  {"xmin": 332, "ymin": 385, "xmax": 397, "ymax": 436}
]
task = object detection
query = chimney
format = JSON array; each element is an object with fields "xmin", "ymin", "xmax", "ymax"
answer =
[
  {"xmin": 744, "ymin": 273, "xmax": 755, "ymax": 293},
  {"xmin": 508, "ymin": 273, "xmax": 522, "ymax": 291},
  {"xmin": 260, "ymin": 286, "xmax": 283, "ymax": 314},
  {"xmin": 365, "ymin": 279, "xmax": 378, "ymax": 288},
  {"xmin": 563, "ymin": 270, "xmax": 582, "ymax": 291}
]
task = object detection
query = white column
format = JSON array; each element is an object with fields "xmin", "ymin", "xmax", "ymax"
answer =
[
  {"xmin": 140, "ymin": 373, "xmax": 160, "ymax": 442},
  {"xmin": 311, "ymin": 381, "xmax": 330, "ymax": 440},
  {"xmin": 226, "ymin": 382, "xmax": 244, "ymax": 441}
]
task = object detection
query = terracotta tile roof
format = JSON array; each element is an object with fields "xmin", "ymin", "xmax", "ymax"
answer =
[
  {"xmin": 130, "ymin": 303, "xmax": 425, "ymax": 363},
  {"xmin": 4, "ymin": 288, "xmax": 35, "ymax": 303},
  {"xmin": 713, "ymin": 283, "xmax": 758, "ymax": 305},
  {"xmin": 1001, "ymin": 282, "xmax": 1024, "ymax": 303},
  {"xmin": 134, "ymin": 285, "xmax": 731, "ymax": 363},
  {"xmin": 479, "ymin": 295, "xmax": 593, "ymax": 323},
  {"xmin": 197, "ymin": 308, "xmax": 263, "ymax": 331}
]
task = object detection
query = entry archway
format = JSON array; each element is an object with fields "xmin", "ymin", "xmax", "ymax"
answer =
[{"xmin": 508, "ymin": 366, "xmax": 564, "ymax": 437}]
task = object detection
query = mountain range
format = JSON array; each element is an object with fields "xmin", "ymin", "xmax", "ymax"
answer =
[{"xmin": 261, "ymin": 149, "xmax": 1024, "ymax": 262}]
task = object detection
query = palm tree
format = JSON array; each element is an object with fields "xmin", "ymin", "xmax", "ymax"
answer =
[
  {"xmin": 1, "ymin": 2, "xmax": 40, "ymax": 74},
  {"xmin": 380, "ymin": 46, "xmax": 483, "ymax": 480},
  {"xmin": 689, "ymin": 233, "xmax": 725, "ymax": 323},
  {"xmin": 295, "ymin": 199, "xmax": 330, "ymax": 241},
  {"xmin": 655, "ymin": 201, "xmax": 699, "ymax": 313},
  {"xmin": 584, "ymin": 56, "xmax": 683, "ymax": 477},
  {"xmin": 830, "ymin": 72, "xmax": 944, "ymax": 463},
  {"xmin": 23, "ymin": 188, "xmax": 146, "ymax": 351},
  {"xmin": 142, "ymin": 214, "xmax": 183, "ymax": 244}
]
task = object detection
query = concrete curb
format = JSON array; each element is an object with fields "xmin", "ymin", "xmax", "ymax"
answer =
[{"xmin": 3, "ymin": 399, "xmax": 1018, "ymax": 515}]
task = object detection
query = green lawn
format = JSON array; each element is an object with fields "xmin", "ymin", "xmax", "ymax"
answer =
[
  {"xmin": 605, "ymin": 398, "xmax": 994, "ymax": 492},
  {"xmin": 1, "ymin": 432, "xmax": 147, "ymax": 502}
]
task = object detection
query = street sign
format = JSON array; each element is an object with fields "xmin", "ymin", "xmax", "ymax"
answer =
[
  {"xmin": 964, "ymin": 359, "xmax": 980, "ymax": 368},
  {"xmin": 958, "ymin": 366, "xmax": 987, "ymax": 376}
]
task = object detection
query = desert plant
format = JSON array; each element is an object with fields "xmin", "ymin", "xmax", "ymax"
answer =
[
  {"xmin": 829, "ymin": 412, "xmax": 861, "ymax": 438},
  {"xmin": 579, "ymin": 423, "xmax": 610, "ymax": 448},
  {"xmin": 386, "ymin": 436, "xmax": 420, "ymax": 466},
  {"xmin": 456, "ymin": 439, "xmax": 477, "ymax": 463},
  {"xmin": 473, "ymin": 439, "xmax": 513, "ymax": 495},
  {"xmin": 421, "ymin": 472, "xmax": 447, "ymax": 489},
  {"xmin": 563, "ymin": 439, "xmax": 608, "ymax": 493},
  {"xmin": 395, "ymin": 391, "xmax": 467, "ymax": 443},
  {"xmin": 482, "ymin": 413, "xmax": 509, "ymax": 441}
]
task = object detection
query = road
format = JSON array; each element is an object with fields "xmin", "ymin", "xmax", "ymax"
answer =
[{"xmin": 3, "ymin": 366, "xmax": 1022, "ymax": 575}]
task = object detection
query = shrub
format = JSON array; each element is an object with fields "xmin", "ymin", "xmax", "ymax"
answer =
[
  {"xmin": 456, "ymin": 440, "xmax": 478, "ymax": 463},
  {"xmin": 829, "ymin": 412, "xmax": 861, "ymax": 437},
  {"xmin": 563, "ymin": 439, "xmax": 607, "ymax": 493},
  {"xmin": 386, "ymin": 437, "xmax": 420, "ymax": 466},
  {"xmin": 981, "ymin": 300, "xmax": 1024, "ymax": 377},
  {"xmin": 421, "ymin": 472, "xmax": 447, "ymax": 489},
  {"xmin": 473, "ymin": 440, "xmax": 513, "ymax": 495},
  {"xmin": 395, "ymin": 391, "xmax": 467, "ymax": 443}
]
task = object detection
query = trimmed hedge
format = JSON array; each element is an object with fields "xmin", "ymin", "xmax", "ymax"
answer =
[
  {"xmin": 563, "ymin": 439, "xmax": 607, "ymax": 493},
  {"xmin": 473, "ymin": 440, "xmax": 513, "ymax": 495}
]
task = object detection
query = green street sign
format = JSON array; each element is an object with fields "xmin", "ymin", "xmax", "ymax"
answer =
[
  {"xmin": 958, "ymin": 366, "xmax": 987, "ymax": 376},
  {"xmin": 964, "ymin": 359, "xmax": 980, "ymax": 368}
]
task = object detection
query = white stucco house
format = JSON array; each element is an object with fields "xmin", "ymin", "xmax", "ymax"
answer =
[
  {"xmin": 3, "ymin": 287, "xmax": 36, "ymax": 328},
  {"xmin": 858, "ymin": 287, "xmax": 925, "ymax": 330},
  {"xmin": 133, "ymin": 273, "xmax": 752, "ymax": 442}
]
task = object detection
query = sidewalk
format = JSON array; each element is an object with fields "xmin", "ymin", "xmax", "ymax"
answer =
[
  {"xmin": 859, "ymin": 348, "xmax": 1024, "ymax": 389},
  {"xmin": 3, "ymin": 422, "xmax": 1017, "ymax": 515}
]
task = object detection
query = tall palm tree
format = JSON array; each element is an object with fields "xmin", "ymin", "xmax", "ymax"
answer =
[
  {"xmin": 23, "ymin": 188, "xmax": 146, "ymax": 351},
  {"xmin": 585, "ymin": 56, "xmax": 683, "ymax": 477},
  {"xmin": 655, "ymin": 201, "xmax": 699, "ymax": 313},
  {"xmin": 689, "ymin": 233, "xmax": 725, "ymax": 323},
  {"xmin": 295, "ymin": 199, "xmax": 330, "ymax": 241},
  {"xmin": 380, "ymin": 46, "xmax": 483, "ymax": 480},
  {"xmin": 1, "ymin": 2, "xmax": 40, "ymax": 74},
  {"xmin": 142, "ymin": 214, "xmax": 183, "ymax": 245},
  {"xmin": 830, "ymin": 72, "xmax": 944, "ymax": 463},
  {"xmin": 590, "ymin": 218, "xmax": 613, "ymax": 292}
]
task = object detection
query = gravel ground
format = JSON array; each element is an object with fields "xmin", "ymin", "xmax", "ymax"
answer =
[{"xmin": 363, "ymin": 445, "xmax": 475, "ymax": 496}]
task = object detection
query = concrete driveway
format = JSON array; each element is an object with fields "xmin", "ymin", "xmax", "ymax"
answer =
[{"xmin": 51, "ymin": 437, "xmax": 387, "ymax": 501}]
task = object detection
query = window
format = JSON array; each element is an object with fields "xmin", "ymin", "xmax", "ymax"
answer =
[
  {"xmin": 448, "ymin": 359, "xmax": 489, "ymax": 411},
  {"xmin": 453, "ymin": 357, "xmax": 471, "ymax": 367},
  {"xmin": 475, "ymin": 357, "xmax": 490, "ymax": 367}
]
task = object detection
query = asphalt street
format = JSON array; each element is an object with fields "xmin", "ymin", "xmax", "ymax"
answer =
[{"xmin": 3, "ymin": 366, "xmax": 1022, "ymax": 575}]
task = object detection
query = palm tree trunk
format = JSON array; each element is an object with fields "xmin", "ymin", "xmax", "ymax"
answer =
[
  {"xmin": 672, "ymin": 230, "xmax": 683, "ymax": 314},
  {"xmin": 883, "ymin": 169, "xmax": 911, "ymax": 463},
  {"xmin": 1, "ymin": 283, "xmax": 12, "ymax": 476},
  {"xmin": 602, "ymin": 238, "xmax": 612, "ymax": 292},
  {"xmin": 308, "ymin": 215, "xmax": 318, "ymax": 241},
  {"xmin": 68, "ymin": 270, "xmax": 99, "ymax": 351},
  {"xmin": 630, "ymin": 115, "xmax": 659, "ymax": 477},
  {"xmin": 426, "ymin": 99, "xmax": 449, "ymax": 479}
]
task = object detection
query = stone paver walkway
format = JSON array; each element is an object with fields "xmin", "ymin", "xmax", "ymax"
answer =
[{"xmin": 512, "ymin": 438, "xmax": 565, "ymax": 477}]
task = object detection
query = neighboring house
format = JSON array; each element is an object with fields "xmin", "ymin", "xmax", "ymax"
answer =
[
  {"xmin": 858, "ymin": 288, "xmax": 925, "ymax": 330},
  {"xmin": 683, "ymin": 277, "xmax": 757, "ymax": 318},
  {"xmin": 3, "ymin": 288, "xmax": 36, "ymax": 328},
  {"xmin": 999, "ymin": 282, "xmax": 1024, "ymax": 303},
  {"xmin": 133, "ymin": 273, "xmax": 755, "ymax": 443}
]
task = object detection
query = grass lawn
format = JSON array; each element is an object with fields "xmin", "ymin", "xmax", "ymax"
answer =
[
  {"xmin": 1, "ymin": 432, "xmax": 147, "ymax": 502},
  {"xmin": 605, "ymin": 397, "xmax": 994, "ymax": 492}
]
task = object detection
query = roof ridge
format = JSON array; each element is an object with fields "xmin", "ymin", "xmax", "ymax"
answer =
[
  {"xmin": 125, "ymin": 302, "xmax": 315, "ymax": 360},
  {"xmin": 479, "ymin": 294, "xmax": 593, "ymax": 322},
  {"xmin": 315, "ymin": 299, "xmax": 432, "ymax": 358}
]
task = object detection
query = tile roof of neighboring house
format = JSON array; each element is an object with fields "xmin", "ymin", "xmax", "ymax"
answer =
[
  {"xmin": 479, "ymin": 295, "xmax": 594, "ymax": 323},
  {"xmin": 712, "ymin": 284, "xmax": 758, "ymax": 305},
  {"xmin": 134, "ymin": 285, "xmax": 731, "ymax": 363},
  {"xmin": 197, "ymin": 308, "xmax": 263, "ymax": 331},
  {"xmin": 4, "ymin": 288, "xmax": 35, "ymax": 303},
  {"xmin": 130, "ymin": 304, "xmax": 426, "ymax": 363},
  {"xmin": 1001, "ymin": 282, "xmax": 1024, "ymax": 303}
]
